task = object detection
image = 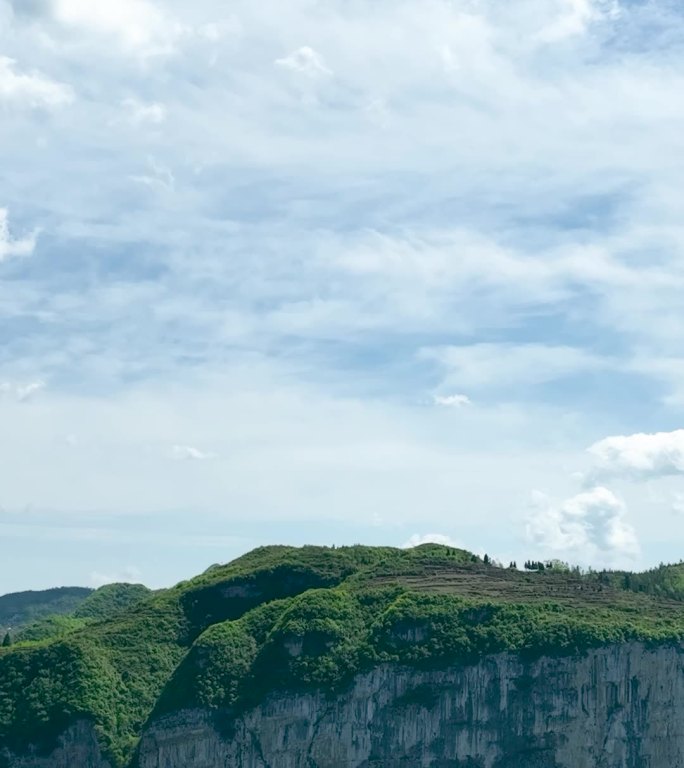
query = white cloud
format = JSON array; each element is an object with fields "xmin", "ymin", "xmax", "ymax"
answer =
[
  {"xmin": 170, "ymin": 445, "xmax": 216, "ymax": 461},
  {"xmin": 15, "ymin": 380, "xmax": 46, "ymax": 401},
  {"xmin": 402, "ymin": 532, "xmax": 464, "ymax": 550},
  {"xmin": 130, "ymin": 157, "xmax": 175, "ymax": 190},
  {"xmin": 52, "ymin": 0, "xmax": 181, "ymax": 55},
  {"xmin": 672, "ymin": 492, "xmax": 684, "ymax": 517},
  {"xmin": 526, "ymin": 486, "xmax": 639, "ymax": 565},
  {"xmin": 433, "ymin": 393, "xmax": 472, "ymax": 407},
  {"xmin": 275, "ymin": 46, "xmax": 332, "ymax": 77},
  {"xmin": 0, "ymin": 379, "xmax": 45, "ymax": 402},
  {"xmin": 0, "ymin": 56, "xmax": 73, "ymax": 109},
  {"xmin": 538, "ymin": 0, "xmax": 619, "ymax": 42},
  {"xmin": 0, "ymin": 209, "xmax": 37, "ymax": 263},
  {"xmin": 5, "ymin": 0, "xmax": 684, "ymax": 588},
  {"xmin": 90, "ymin": 565, "xmax": 142, "ymax": 587},
  {"xmin": 588, "ymin": 429, "xmax": 684, "ymax": 482},
  {"xmin": 121, "ymin": 98, "xmax": 167, "ymax": 125}
]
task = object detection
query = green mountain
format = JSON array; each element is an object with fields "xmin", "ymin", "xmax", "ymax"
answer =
[
  {"xmin": 0, "ymin": 587, "xmax": 92, "ymax": 637},
  {"xmin": 1, "ymin": 545, "xmax": 684, "ymax": 768},
  {"xmin": 12, "ymin": 583, "xmax": 152, "ymax": 644}
]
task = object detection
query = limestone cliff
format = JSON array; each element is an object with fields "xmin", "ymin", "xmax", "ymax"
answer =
[
  {"xmin": 136, "ymin": 642, "xmax": 684, "ymax": 767},
  {"xmin": 9, "ymin": 641, "xmax": 683, "ymax": 768},
  {"xmin": 2, "ymin": 721, "xmax": 110, "ymax": 768}
]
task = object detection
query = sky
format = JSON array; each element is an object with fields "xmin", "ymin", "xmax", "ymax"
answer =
[{"xmin": 2, "ymin": 0, "xmax": 684, "ymax": 593}]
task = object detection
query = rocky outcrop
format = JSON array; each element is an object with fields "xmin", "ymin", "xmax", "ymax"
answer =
[
  {"xmin": 8, "ymin": 642, "xmax": 684, "ymax": 768},
  {"xmin": 2, "ymin": 721, "xmax": 110, "ymax": 768},
  {"xmin": 137, "ymin": 643, "xmax": 684, "ymax": 768}
]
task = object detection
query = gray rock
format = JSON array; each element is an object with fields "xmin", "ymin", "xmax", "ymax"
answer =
[{"xmin": 8, "ymin": 642, "xmax": 684, "ymax": 768}]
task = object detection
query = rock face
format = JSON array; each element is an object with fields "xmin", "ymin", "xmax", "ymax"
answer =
[
  {"xmin": 2, "ymin": 721, "xmax": 110, "ymax": 768},
  {"xmin": 8, "ymin": 642, "xmax": 684, "ymax": 768},
  {"xmin": 137, "ymin": 643, "xmax": 684, "ymax": 768}
]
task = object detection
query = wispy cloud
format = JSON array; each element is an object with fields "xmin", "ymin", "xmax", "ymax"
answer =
[
  {"xmin": 402, "ymin": 533, "xmax": 465, "ymax": 550},
  {"xmin": 90, "ymin": 565, "xmax": 142, "ymax": 587},
  {"xmin": 275, "ymin": 46, "xmax": 332, "ymax": 77},
  {"xmin": 0, "ymin": 56, "xmax": 73, "ymax": 108},
  {"xmin": 0, "ymin": 380, "xmax": 45, "ymax": 402},
  {"xmin": 4, "ymin": 0, "xmax": 684, "ymax": 588},
  {"xmin": 423, "ymin": 343, "xmax": 607, "ymax": 393},
  {"xmin": 0, "ymin": 209, "xmax": 37, "ymax": 262},
  {"xmin": 121, "ymin": 97, "xmax": 167, "ymax": 126},
  {"xmin": 15, "ymin": 380, "xmax": 46, "ymax": 401},
  {"xmin": 433, "ymin": 394, "xmax": 472, "ymax": 408},
  {"xmin": 170, "ymin": 445, "xmax": 217, "ymax": 461},
  {"xmin": 130, "ymin": 156, "xmax": 175, "ymax": 190}
]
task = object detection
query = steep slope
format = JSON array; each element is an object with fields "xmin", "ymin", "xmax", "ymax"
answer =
[{"xmin": 1, "ymin": 546, "xmax": 684, "ymax": 768}]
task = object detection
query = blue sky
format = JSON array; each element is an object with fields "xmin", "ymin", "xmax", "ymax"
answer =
[{"xmin": 2, "ymin": 0, "xmax": 684, "ymax": 593}]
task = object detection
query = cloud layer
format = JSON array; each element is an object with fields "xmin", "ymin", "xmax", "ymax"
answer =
[{"xmin": 3, "ymin": 0, "xmax": 684, "ymax": 588}]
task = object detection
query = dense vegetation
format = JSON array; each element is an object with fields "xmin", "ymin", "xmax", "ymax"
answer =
[
  {"xmin": 9, "ymin": 583, "xmax": 152, "ymax": 644},
  {"xmin": 1, "ymin": 544, "xmax": 684, "ymax": 768},
  {"xmin": 0, "ymin": 587, "xmax": 92, "ymax": 638}
]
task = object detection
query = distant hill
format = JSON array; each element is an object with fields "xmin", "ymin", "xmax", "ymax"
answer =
[
  {"xmin": 0, "ymin": 583, "xmax": 153, "ymax": 644},
  {"xmin": 0, "ymin": 586, "xmax": 92, "ymax": 636},
  {"xmin": 10, "ymin": 582, "xmax": 152, "ymax": 643}
]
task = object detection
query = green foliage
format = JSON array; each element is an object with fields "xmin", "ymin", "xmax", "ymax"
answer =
[
  {"xmin": 13, "ymin": 584, "xmax": 152, "ymax": 645},
  {"xmin": 74, "ymin": 584, "xmax": 151, "ymax": 622},
  {"xmin": 1, "ymin": 634, "xmax": 10, "ymax": 648},
  {"xmin": 593, "ymin": 562, "xmax": 684, "ymax": 601},
  {"xmin": 2, "ymin": 544, "xmax": 684, "ymax": 768},
  {"xmin": 0, "ymin": 546, "xmax": 378, "ymax": 766},
  {"xmin": 249, "ymin": 588, "xmax": 367, "ymax": 692},
  {"xmin": 0, "ymin": 587, "xmax": 92, "ymax": 636},
  {"xmin": 15, "ymin": 616, "xmax": 89, "ymax": 644}
]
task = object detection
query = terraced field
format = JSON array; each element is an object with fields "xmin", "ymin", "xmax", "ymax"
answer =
[{"xmin": 371, "ymin": 562, "xmax": 684, "ymax": 612}]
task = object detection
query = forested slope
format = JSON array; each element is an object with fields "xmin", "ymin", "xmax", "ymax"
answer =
[{"xmin": 2, "ymin": 544, "xmax": 684, "ymax": 768}]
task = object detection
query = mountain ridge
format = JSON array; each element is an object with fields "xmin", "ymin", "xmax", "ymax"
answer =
[{"xmin": 2, "ymin": 544, "xmax": 684, "ymax": 768}]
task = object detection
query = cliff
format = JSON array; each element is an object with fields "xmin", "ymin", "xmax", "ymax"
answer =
[
  {"xmin": 4, "ymin": 722, "xmax": 110, "ymax": 768},
  {"xmin": 6, "ymin": 642, "xmax": 684, "ymax": 768},
  {"xmin": 136, "ymin": 642, "xmax": 684, "ymax": 767},
  {"xmin": 2, "ymin": 546, "xmax": 684, "ymax": 768}
]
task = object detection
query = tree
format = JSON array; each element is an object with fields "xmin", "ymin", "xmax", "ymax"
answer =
[
  {"xmin": 2, "ymin": 632, "xmax": 11, "ymax": 648},
  {"xmin": 483, "ymin": 554, "xmax": 490, "ymax": 565}
]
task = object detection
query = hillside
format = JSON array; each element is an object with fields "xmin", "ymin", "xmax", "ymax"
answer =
[
  {"xmin": 10, "ymin": 583, "xmax": 152, "ymax": 644},
  {"xmin": 0, "ymin": 587, "xmax": 92, "ymax": 638},
  {"xmin": 1, "ymin": 545, "xmax": 684, "ymax": 768}
]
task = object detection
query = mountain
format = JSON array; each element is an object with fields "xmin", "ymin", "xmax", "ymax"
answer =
[
  {"xmin": 9, "ymin": 582, "xmax": 152, "ymax": 643},
  {"xmin": 1, "ymin": 545, "xmax": 684, "ymax": 768},
  {"xmin": 0, "ymin": 586, "xmax": 92, "ymax": 637}
]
